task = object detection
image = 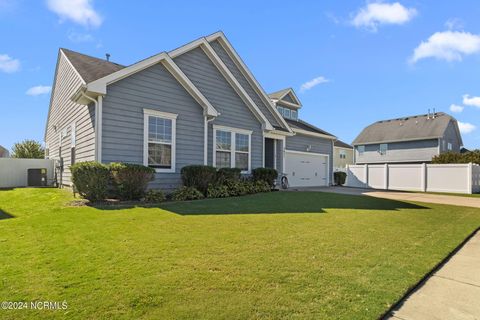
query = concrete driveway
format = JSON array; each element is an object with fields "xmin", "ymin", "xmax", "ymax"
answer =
[{"xmin": 292, "ymin": 186, "xmax": 480, "ymax": 208}]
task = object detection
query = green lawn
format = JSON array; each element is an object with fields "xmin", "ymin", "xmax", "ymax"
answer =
[{"xmin": 1, "ymin": 188, "xmax": 480, "ymax": 320}]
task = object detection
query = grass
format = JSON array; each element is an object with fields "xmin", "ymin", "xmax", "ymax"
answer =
[{"xmin": 1, "ymin": 188, "xmax": 480, "ymax": 319}]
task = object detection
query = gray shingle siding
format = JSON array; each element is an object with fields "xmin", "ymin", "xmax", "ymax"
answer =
[
  {"xmin": 440, "ymin": 121, "xmax": 461, "ymax": 153},
  {"xmin": 355, "ymin": 139, "xmax": 439, "ymax": 164},
  {"xmin": 286, "ymin": 133, "xmax": 333, "ymax": 182},
  {"xmin": 45, "ymin": 51, "xmax": 96, "ymax": 186},
  {"xmin": 281, "ymin": 94, "xmax": 295, "ymax": 104},
  {"xmin": 101, "ymin": 62, "xmax": 205, "ymax": 191},
  {"xmin": 209, "ymin": 40, "xmax": 283, "ymax": 129},
  {"xmin": 174, "ymin": 47, "xmax": 264, "ymax": 171}
]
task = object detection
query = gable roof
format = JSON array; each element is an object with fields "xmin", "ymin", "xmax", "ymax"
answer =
[
  {"xmin": 61, "ymin": 48, "xmax": 124, "ymax": 83},
  {"xmin": 285, "ymin": 118, "xmax": 336, "ymax": 139},
  {"xmin": 269, "ymin": 87, "xmax": 302, "ymax": 107},
  {"xmin": 0, "ymin": 145, "xmax": 9, "ymax": 157},
  {"xmin": 334, "ymin": 140, "xmax": 353, "ymax": 149},
  {"xmin": 353, "ymin": 112, "xmax": 462, "ymax": 145}
]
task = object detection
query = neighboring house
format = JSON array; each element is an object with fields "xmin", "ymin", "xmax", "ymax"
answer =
[
  {"xmin": 352, "ymin": 112, "xmax": 463, "ymax": 164},
  {"xmin": 44, "ymin": 32, "xmax": 336, "ymax": 189},
  {"xmin": 0, "ymin": 145, "xmax": 9, "ymax": 158},
  {"xmin": 333, "ymin": 140, "xmax": 353, "ymax": 171}
]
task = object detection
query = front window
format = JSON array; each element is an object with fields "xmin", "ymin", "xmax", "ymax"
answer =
[
  {"xmin": 277, "ymin": 106, "xmax": 284, "ymax": 117},
  {"xmin": 448, "ymin": 142, "xmax": 452, "ymax": 151},
  {"xmin": 214, "ymin": 127, "xmax": 251, "ymax": 172},
  {"xmin": 379, "ymin": 143, "xmax": 388, "ymax": 155},
  {"xmin": 284, "ymin": 108, "xmax": 291, "ymax": 119},
  {"xmin": 339, "ymin": 150, "xmax": 346, "ymax": 159},
  {"xmin": 144, "ymin": 109, "xmax": 177, "ymax": 172},
  {"xmin": 358, "ymin": 145, "xmax": 365, "ymax": 155},
  {"xmin": 215, "ymin": 130, "xmax": 231, "ymax": 168}
]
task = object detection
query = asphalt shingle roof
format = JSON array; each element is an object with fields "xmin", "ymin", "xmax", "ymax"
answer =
[
  {"xmin": 352, "ymin": 112, "xmax": 456, "ymax": 145},
  {"xmin": 61, "ymin": 48, "xmax": 125, "ymax": 83},
  {"xmin": 334, "ymin": 140, "xmax": 353, "ymax": 149},
  {"xmin": 285, "ymin": 118, "xmax": 335, "ymax": 137}
]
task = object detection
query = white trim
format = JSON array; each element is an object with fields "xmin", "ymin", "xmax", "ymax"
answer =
[
  {"xmin": 97, "ymin": 95, "xmax": 103, "ymax": 163},
  {"xmin": 86, "ymin": 52, "xmax": 218, "ymax": 117},
  {"xmin": 271, "ymin": 88, "xmax": 302, "ymax": 107},
  {"xmin": 293, "ymin": 128, "xmax": 337, "ymax": 140},
  {"xmin": 143, "ymin": 108, "xmax": 177, "ymax": 173},
  {"xmin": 274, "ymin": 99, "xmax": 302, "ymax": 110},
  {"xmin": 212, "ymin": 125, "xmax": 252, "ymax": 173},
  {"xmin": 205, "ymin": 32, "xmax": 293, "ymax": 133},
  {"xmin": 284, "ymin": 149, "xmax": 330, "ymax": 186},
  {"xmin": 212, "ymin": 124, "xmax": 252, "ymax": 135},
  {"xmin": 273, "ymin": 139, "xmax": 277, "ymax": 170},
  {"xmin": 144, "ymin": 108, "xmax": 178, "ymax": 120}
]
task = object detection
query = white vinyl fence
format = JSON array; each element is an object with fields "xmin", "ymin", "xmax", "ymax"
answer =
[
  {"xmin": 346, "ymin": 163, "xmax": 480, "ymax": 194},
  {"xmin": 0, "ymin": 158, "xmax": 55, "ymax": 188}
]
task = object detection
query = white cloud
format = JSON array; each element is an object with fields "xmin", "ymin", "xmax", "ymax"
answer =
[
  {"xmin": 463, "ymin": 94, "xmax": 480, "ymax": 108},
  {"xmin": 47, "ymin": 0, "xmax": 102, "ymax": 28},
  {"xmin": 0, "ymin": 54, "xmax": 20, "ymax": 73},
  {"xmin": 410, "ymin": 31, "xmax": 480, "ymax": 63},
  {"xmin": 351, "ymin": 2, "xmax": 417, "ymax": 31},
  {"xmin": 68, "ymin": 31, "xmax": 94, "ymax": 42},
  {"xmin": 458, "ymin": 121, "xmax": 476, "ymax": 134},
  {"xmin": 449, "ymin": 104, "xmax": 464, "ymax": 113},
  {"xmin": 26, "ymin": 85, "xmax": 52, "ymax": 96},
  {"xmin": 300, "ymin": 76, "xmax": 330, "ymax": 93}
]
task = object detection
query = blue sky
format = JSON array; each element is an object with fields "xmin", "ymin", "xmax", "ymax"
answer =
[{"xmin": 1, "ymin": 0, "xmax": 480, "ymax": 151}]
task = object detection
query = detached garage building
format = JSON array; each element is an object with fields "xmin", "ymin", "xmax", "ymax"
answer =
[{"xmin": 269, "ymin": 88, "xmax": 336, "ymax": 187}]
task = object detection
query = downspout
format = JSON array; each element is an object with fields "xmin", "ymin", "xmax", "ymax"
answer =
[
  {"xmin": 81, "ymin": 93, "xmax": 102, "ymax": 162},
  {"xmin": 204, "ymin": 115, "xmax": 215, "ymax": 165}
]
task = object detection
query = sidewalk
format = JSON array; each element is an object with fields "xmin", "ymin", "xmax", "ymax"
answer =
[{"xmin": 385, "ymin": 230, "xmax": 480, "ymax": 320}]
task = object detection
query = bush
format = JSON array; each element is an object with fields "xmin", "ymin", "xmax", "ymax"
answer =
[
  {"xmin": 109, "ymin": 163, "xmax": 155, "ymax": 200},
  {"xmin": 216, "ymin": 168, "xmax": 241, "ymax": 184},
  {"xmin": 171, "ymin": 186, "xmax": 204, "ymax": 201},
  {"xmin": 181, "ymin": 165, "xmax": 217, "ymax": 195},
  {"xmin": 206, "ymin": 184, "xmax": 230, "ymax": 198},
  {"xmin": 225, "ymin": 180, "xmax": 249, "ymax": 197},
  {"xmin": 71, "ymin": 161, "xmax": 110, "ymax": 201},
  {"xmin": 144, "ymin": 189, "xmax": 166, "ymax": 203},
  {"xmin": 432, "ymin": 150, "xmax": 480, "ymax": 164},
  {"xmin": 252, "ymin": 180, "xmax": 271, "ymax": 193},
  {"xmin": 334, "ymin": 171, "xmax": 347, "ymax": 186},
  {"xmin": 252, "ymin": 168, "xmax": 278, "ymax": 187}
]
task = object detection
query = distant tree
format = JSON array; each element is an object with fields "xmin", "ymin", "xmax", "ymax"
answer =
[
  {"xmin": 11, "ymin": 140, "xmax": 45, "ymax": 159},
  {"xmin": 431, "ymin": 150, "xmax": 480, "ymax": 164}
]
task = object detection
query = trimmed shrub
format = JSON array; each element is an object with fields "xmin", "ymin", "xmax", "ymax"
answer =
[
  {"xmin": 71, "ymin": 161, "xmax": 110, "ymax": 201},
  {"xmin": 334, "ymin": 171, "xmax": 347, "ymax": 186},
  {"xmin": 432, "ymin": 150, "xmax": 480, "ymax": 164},
  {"xmin": 144, "ymin": 189, "xmax": 166, "ymax": 203},
  {"xmin": 252, "ymin": 168, "xmax": 277, "ymax": 188},
  {"xmin": 109, "ymin": 163, "xmax": 155, "ymax": 200},
  {"xmin": 207, "ymin": 184, "xmax": 230, "ymax": 198},
  {"xmin": 216, "ymin": 168, "xmax": 241, "ymax": 184},
  {"xmin": 252, "ymin": 180, "xmax": 271, "ymax": 193},
  {"xmin": 171, "ymin": 186, "xmax": 204, "ymax": 201},
  {"xmin": 181, "ymin": 165, "xmax": 216, "ymax": 195},
  {"xmin": 225, "ymin": 180, "xmax": 249, "ymax": 197}
]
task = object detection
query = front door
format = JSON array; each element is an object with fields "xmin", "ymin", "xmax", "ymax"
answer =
[{"xmin": 264, "ymin": 138, "xmax": 275, "ymax": 168}]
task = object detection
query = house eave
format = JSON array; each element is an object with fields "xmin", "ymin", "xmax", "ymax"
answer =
[{"xmin": 352, "ymin": 136, "xmax": 443, "ymax": 146}]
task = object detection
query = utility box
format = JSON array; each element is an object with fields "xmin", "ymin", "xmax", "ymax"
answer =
[{"xmin": 27, "ymin": 168, "xmax": 47, "ymax": 187}]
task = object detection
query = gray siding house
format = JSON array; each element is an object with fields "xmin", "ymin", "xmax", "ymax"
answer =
[
  {"xmin": 45, "ymin": 32, "xmax": 336, "ymax": 190},
  {"xmin": 352, "ymin": 112, "xmax": 463, "ymax": 164}
]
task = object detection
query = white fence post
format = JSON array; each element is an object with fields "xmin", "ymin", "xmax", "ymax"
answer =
[
  {"xmin": 468, "ymin": 162, "xmax": 473, "ymax": 194},
  {"xmin": 364, "ymin": 164, "xmax": 369, "ymax": 188},
  {"xmin": 422, "ymin": 163, "xmax": 427, "ymax": 192},
  {"xmin": 384, "ymin": 163, "xmax": 389, "ymax": 190}
]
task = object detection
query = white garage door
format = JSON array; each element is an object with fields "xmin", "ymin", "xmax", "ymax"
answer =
[{"xmin": 285, "ymin": 151, "xmax": 328, "ymax": 187}]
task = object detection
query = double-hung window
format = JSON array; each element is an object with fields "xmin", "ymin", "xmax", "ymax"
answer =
[
  {"xmin": 214, "ymin": 126, "xmax": 251, "ymax": 173},
  {"xmin": 379, "ymin": 143, "xmax": 388, "ymax": 155},
  {"xmin": 358, "ymin": 145, "xmax": 365, "ymax": 155},
  {"xmin": 291, "ymin": 110, "xmax": 298, "ymax": 120},
  {"xmin": 144, "ymin": 109, "xmax": 177, "ymax": 173}
]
